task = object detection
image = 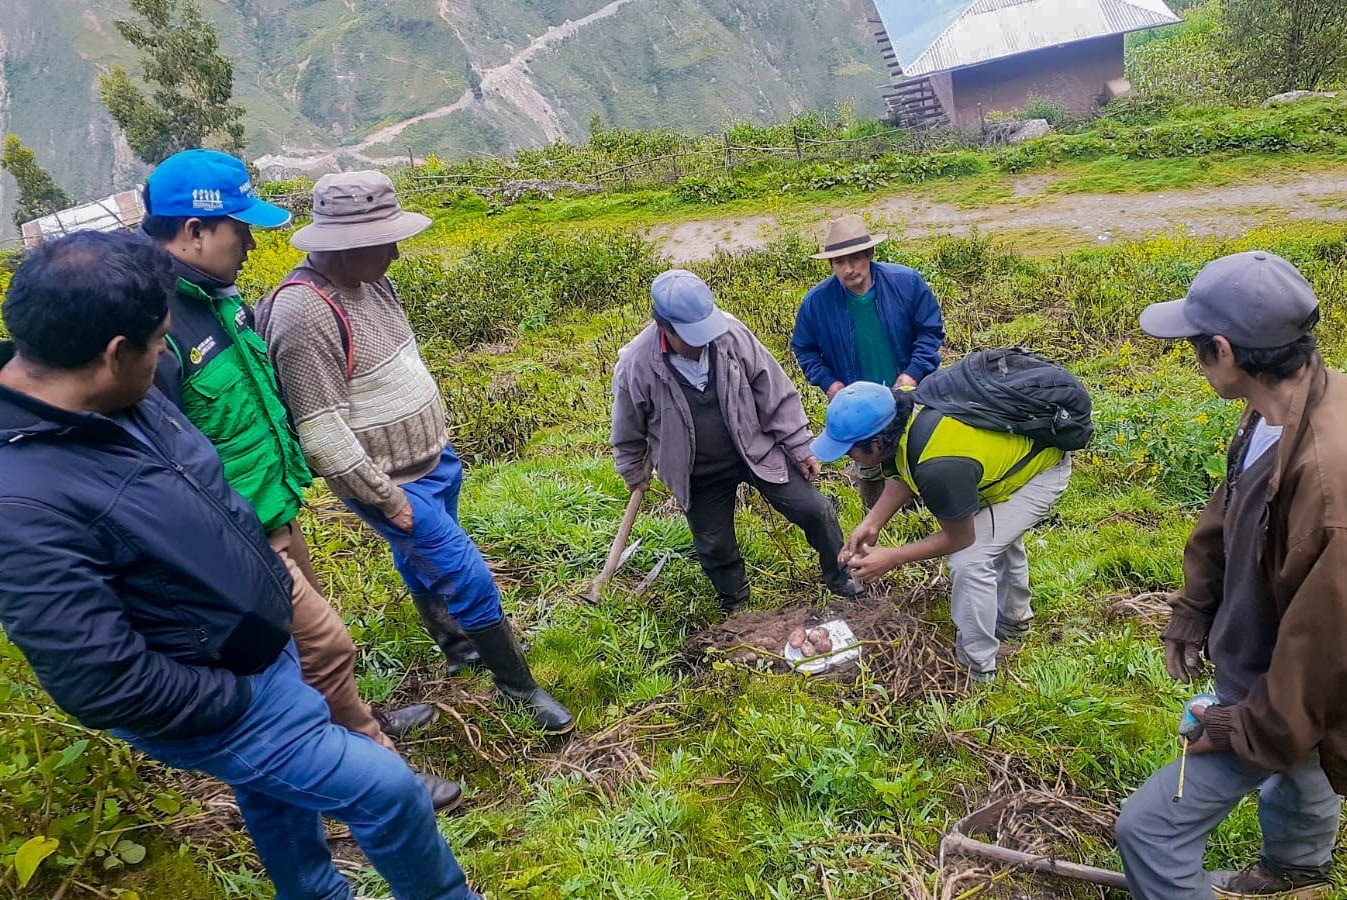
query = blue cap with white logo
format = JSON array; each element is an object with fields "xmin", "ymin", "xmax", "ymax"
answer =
[
  {"xmin": 145, "ymin": 150, "xmax": 291, "ymax": 228},
  {"xmin": 811, "ymin": 381, "xmax": 898, "ymax": 463},
  {"xmin": 651, "ymin": 269, "xmax": 729, "ymax": 347}
]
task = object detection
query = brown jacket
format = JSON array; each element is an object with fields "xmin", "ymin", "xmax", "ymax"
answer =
[
  {"xmin": 610, "ymin": 317, "xmax": 814, "ymax": 510},
  {"xmin": 1165, "ymin": 356, "xmax": 1347, "ymax": 791}
]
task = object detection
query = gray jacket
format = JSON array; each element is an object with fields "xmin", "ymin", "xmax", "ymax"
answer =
[{"xmin": 610, "ymin": 318, "xmax": 815, "ymax": 510}]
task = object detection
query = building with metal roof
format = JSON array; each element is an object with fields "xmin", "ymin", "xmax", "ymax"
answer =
[
  {"xmin": 871, "ymin": 0, "xmax": 1180, "ymax": 128},
  {"xmin": 20, "ymin": 189, "xmax": 145, "ymax": 249}
]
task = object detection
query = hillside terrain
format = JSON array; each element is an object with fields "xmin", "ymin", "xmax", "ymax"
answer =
[
  {"xmin": 0, "ymin": 0, "xmax": 884, "ymax": 234},
  {"xmin": 2, "ymin": 95, "xmax": 1347, "ymax": 896}
]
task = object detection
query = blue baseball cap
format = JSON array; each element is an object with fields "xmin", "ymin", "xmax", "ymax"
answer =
[
  {"xmin": 145, "ymin": 150, "xmax": 291, "ymax": 228},
  {"xmin": 812, "ymin": 381, "xmax": 897, "ymax": 463},
  {"xmin": 651, "ymin": 269, "xmax": 729, "ymax": 346}
]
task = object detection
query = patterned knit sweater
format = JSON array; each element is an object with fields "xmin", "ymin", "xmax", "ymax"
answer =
[{"xmin": 259, "ymin": 267, "xmax": 446, "ymax": 516}]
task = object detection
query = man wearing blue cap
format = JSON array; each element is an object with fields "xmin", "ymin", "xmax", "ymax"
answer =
[
  {"xmin": 611, "ymin": 269, "xmax": 861, "ymax": 612},
  {"xmin": 140, "ymin": 151, "xmax": 457, "ymax": 806},
  {"xmin": 812, "ymin": 381, "xmax": 1071, "ymax": 681},
  {"xmin": 1115, "ymin": 252, "xmax": 1345, "ymax": 900}
]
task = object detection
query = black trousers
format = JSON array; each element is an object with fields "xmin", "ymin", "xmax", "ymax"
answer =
[{"xmin": 683, "ymin": 461, "xmax": 845, "ymax": 602}]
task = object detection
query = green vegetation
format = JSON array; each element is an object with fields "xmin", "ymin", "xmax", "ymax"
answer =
[
  {"xmin": 1126, "ymin": 0, "xmax": 1347, "ymax": 107},
  {"xmin": 0, "ymin": 137, "xmax": 71, "ymax": 229},
  {"xmin": 98, "ymin": 0, "xmax": 247, "ymax": 164},
  {"xmin": 251, "ymin": 96, "xmax": 1347, "ymax": 257},
  {"xmin": 4, "ymin": 207, "xmax": 1347, "ymax": 893}
]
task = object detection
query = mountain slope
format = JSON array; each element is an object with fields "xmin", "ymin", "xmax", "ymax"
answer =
[{"xmin": 0, "ymin": 0, "xmax": 886, "ymax": 235}]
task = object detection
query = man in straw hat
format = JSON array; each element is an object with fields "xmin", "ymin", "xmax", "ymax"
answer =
[
  {"xmin": 1116, "ymin": 252, "xmax": 1346, "ymax": 899},
  {"xmin": 791, "ymin": 214, "xmax": 944, "ymax": 508},
  {"xmin": 257, "ymin": 171, "xmax": 573, "ymax": 734},
  {"xmin": 611, "ymin": 269, "xmax": 862, "ymax": 614},
  {"xmin": 140, "ymin": 150, "xmax": 458, "ymax": 808}
]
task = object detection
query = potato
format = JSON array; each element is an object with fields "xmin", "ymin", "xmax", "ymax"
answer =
[
  {"xmin": 814, "ymin": 635, "xmax": 833, "ymax": 654},
  {"xmin": 809, "ymin": 627, "xmax": 829, "ymax": 645},
  {"xmin": 788, "ymin": 628, "xmax": 807, "ymax": 649},
  {"xmin": 800, "ymin": 640, "xmax": 816, "ymax": 657}
]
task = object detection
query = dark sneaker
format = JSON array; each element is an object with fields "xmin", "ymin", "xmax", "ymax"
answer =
[
  {"xmin": 824, "ymin": 572, "xmax": 864, "ymax": 599},
  {"xmin": 995, "ymin": 618, "xmax": 1033, "ymax": 642},
  {"xmin": 953, "ymin": 647, "xmax": 996, "ymax": 684},
  {"xmin": 1211, "ymin": 863, "xmax": 1332, "ymax": 898}
]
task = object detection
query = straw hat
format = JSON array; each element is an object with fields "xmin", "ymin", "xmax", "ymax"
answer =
[
  {"xmin": 291, "ymin": 171, "xmax": 431, "ymax": 252},
  {"xmin": 811, "ymin": 214, "xmax": 888, "ymax": 260}
]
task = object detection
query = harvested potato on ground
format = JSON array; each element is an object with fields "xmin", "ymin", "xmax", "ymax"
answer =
[
  {"xmin": 814, "ymin": 635, "xmax": 833, "ymax": 654},
  {"xmin": 809, "ymin": 627, "xmax": 829, "ymax": 645},
  {"xmin": 800, "ymin": 641, "xmax": 816, "ymax": 657},
  {"xmin": 788, "ymin": 628, "xmax": 807, "ymax": 649}
]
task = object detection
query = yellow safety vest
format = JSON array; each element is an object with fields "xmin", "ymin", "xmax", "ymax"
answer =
[{"xmin": 882, "ymin": 406, "xmax": 1064, "ymax": 508}]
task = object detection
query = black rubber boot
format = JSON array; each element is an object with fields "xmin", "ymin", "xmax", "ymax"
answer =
[
  {"xmin": 374, "ymin": 703, "xmax": 435, "ymax": 741},
  {"xmin": 412, "ymin": 594, "xmax": 483, "ymax": 676},
  {"xmin": 465, "ymin": 620, "xmax": 574, "ymax": 734},
  {"xmin": 417, "ymin": 772, "xmax": 463, "ymax": 812}
]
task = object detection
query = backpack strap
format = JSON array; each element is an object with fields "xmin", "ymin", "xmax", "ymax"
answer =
[
  {"xmin": 904, "ymin": 406, "xmax": 943, "ymax": 475},
  {"xmin": 271, "ymin": 275, "xmax": 355, "ymax": 379},
  {"xmin": 907, "ymin": 405, "xmax": 1046, "ymax": 495}
]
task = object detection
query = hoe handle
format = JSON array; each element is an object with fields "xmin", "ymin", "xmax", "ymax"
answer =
[
  {"xmin": 940, "ymin": 832, "xmax": 1130, "ymax": 890},
  {"xmin": 587, "ymin": 489, "xmax": 645, "ymax": 602}
]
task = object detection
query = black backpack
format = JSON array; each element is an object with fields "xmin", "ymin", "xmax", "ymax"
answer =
[{"xmin": 912, "ymin": 348, "xmax": 1093, "ymax": 451}]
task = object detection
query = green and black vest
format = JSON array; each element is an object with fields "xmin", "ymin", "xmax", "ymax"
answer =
[{"xmin": 155, "ymin": 272, "xmax": 312, "ymax": 533}]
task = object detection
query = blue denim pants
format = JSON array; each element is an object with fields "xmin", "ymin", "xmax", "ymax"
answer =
[
  {"xmin": 1117, "ymin": 748, "xmax": 1341, "ymax": 899},
  {"xmin": 346, "ymin": 445, "xmax": 504, "ymax": 632},
  {"xmin": 117, "ymin": 644, "xmax": 478, "ymax": 900}
]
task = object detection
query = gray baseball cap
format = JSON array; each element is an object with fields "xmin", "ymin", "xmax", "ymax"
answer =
[
  {"xmin": 1140, "ymin": 251, "xmax": 1319, "ymax": 348},
  {"xmin": 651, "ymin": 269, "xmax": 729, "ymax": 346}
]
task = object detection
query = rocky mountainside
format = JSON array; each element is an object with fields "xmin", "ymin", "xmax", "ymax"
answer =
[{"xmin": 0, "ymin": 0, "xmax": 886, "ymax": 236}]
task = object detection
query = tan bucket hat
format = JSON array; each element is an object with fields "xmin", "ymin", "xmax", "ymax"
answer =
[
  {"xmin": 290, "ymin": 171, "xmax": 431, "ymax": 252},
  {"xmin": 811, "ymin": 214, "xmax": 888, "ymax": 260}
]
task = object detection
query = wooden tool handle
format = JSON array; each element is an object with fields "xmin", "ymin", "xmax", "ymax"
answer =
[{"xmin": 587, "ymin": 489, "xmax": 645, "ymax": 602}]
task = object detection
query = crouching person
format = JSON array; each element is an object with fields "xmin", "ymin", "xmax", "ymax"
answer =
[
  {"xmin": 1116, "ymin": 252, "xmax": 1346, "ymax": 900},
  {"xmin": 813, "ymin": 381, "xmax": 1071, "ymax": 681},
  {"xmin": 258, "ymin": 172, "xmax": 572, "ymax": 733},
  {"xmin": 0, "ymin": 232, "xmax": 477, "ymax": 899},
  {"xmin": 611, "ymin": 269, "xmax": 862, "ymax": 613}
]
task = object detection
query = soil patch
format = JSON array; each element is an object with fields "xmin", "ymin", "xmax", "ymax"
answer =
[
  {"xmin": 685, "ymin": 590, "xmax": 970, "ymax": 701},
  {"xmin": 648, "ymin": 170, "xmax": 1347, "ymax": 263}
]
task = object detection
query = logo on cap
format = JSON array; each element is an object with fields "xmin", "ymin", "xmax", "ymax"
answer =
[{"xmin": 192, "ymin": 189, "xmax": 224, "ymax": 211}]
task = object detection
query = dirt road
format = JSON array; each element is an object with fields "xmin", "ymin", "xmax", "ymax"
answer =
[{"xmin": 647, "ymin": 171, "xmax": 1347, "ymax": 263}]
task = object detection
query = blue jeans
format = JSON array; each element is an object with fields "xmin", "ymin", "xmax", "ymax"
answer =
[
  {"xmin": 1117, "ymin": 749, "xmax": 1341, "ymax": 899},
  {"xmin": 346, "ymin": 446, "xmax": 503, "ymax": 631},
  {"xmin": 117, "ymin": 644, "xmax": 478, "ymax": 900}
]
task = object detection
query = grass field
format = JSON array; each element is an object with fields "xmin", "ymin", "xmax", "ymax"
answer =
[{"xmin": 3, "ymin": 114, "xmax": 1347, "ymax": 897}]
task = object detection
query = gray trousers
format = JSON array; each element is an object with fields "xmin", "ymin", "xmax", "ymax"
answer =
[
  {"xmin": 1117, "ymin": 750, "xmax": 1341, "ymax": 899},
  {"xmin": 947, "ymin": 454, "xmax": 1072, "ymax": 673}
]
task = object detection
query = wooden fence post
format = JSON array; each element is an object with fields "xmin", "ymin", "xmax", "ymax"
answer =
[
  {"xmin": 793, "ymin": 126, "xmax": 803, "ymax": 160},
  {"xmin": 671, "ymin": 151, "xmax": 680, "ymax": 182},
  {"xmin": 592, "ymin": 160, "xmax": 602, "ymax": 189},
  {"xmin": 723, "ymin": 132, "xmax": 732, "ymax": 172}
]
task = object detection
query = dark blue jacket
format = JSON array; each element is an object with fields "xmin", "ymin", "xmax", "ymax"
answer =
[
  {"xmin": 0, "ymin": 345, "xmax": 293, "ymax": 740},
  {"xmin": 790, "ymin": 262, "xmax": 945, "ymax": 393}
]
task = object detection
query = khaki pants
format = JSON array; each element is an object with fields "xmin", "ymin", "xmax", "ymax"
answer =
[{"xmin": 268, "ymin": 520, "xmax": 395, "ymax": 753}]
